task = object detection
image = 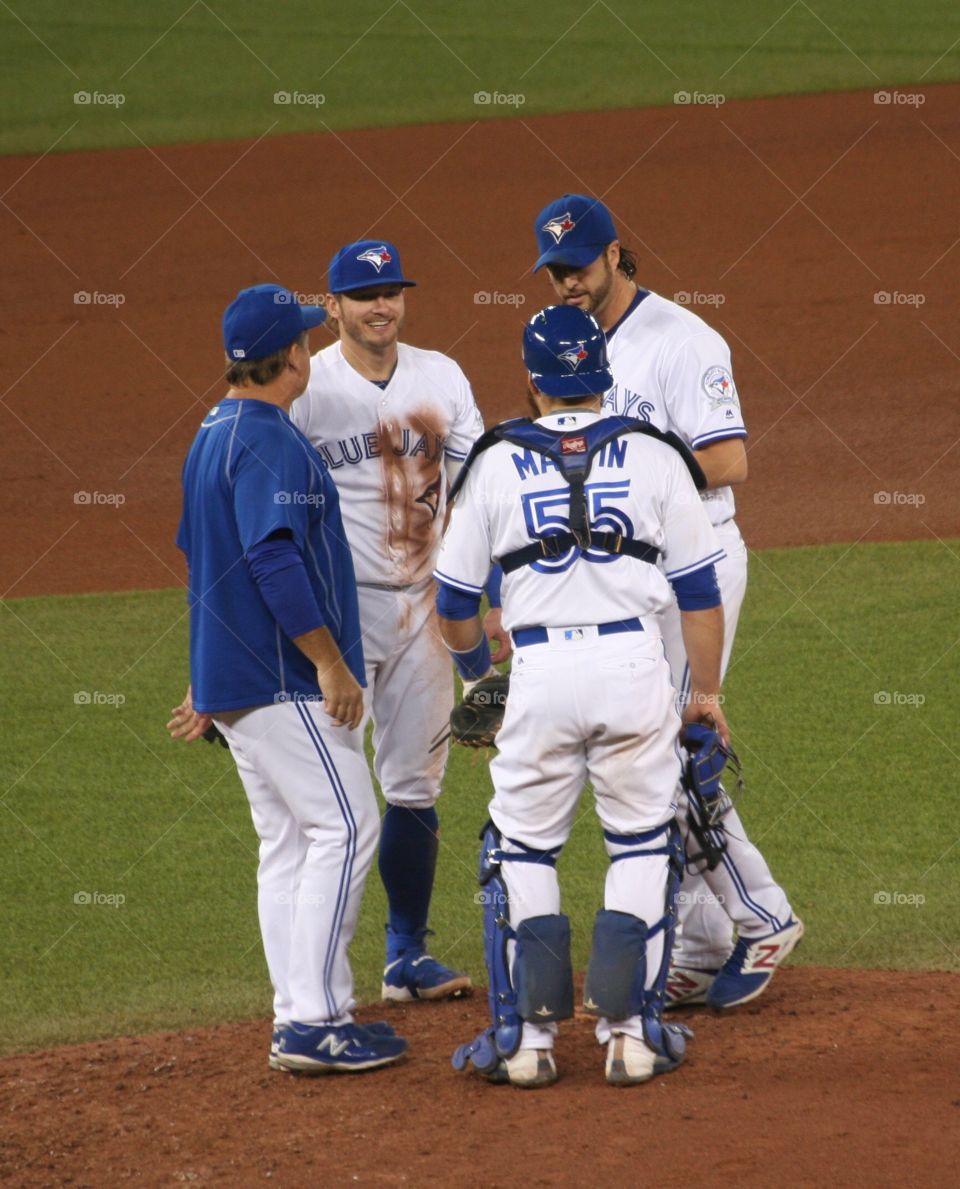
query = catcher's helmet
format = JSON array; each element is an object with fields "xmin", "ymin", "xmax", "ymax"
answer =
[{"xmin": 522, "ymin": 304, "xmax": 613, "ymax": 399}]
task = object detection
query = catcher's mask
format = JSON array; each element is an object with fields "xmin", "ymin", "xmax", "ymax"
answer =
[{"xmin": 522, "ymin": 304, "xmax": 613, "ymax": 399}]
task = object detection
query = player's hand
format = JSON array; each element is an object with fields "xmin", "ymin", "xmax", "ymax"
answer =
[
  {"xmin": 166, "ymin": 685, "xmax": 213, "ymax": 743},
  {"xmin": 681, "ymin": 696, "xmax": 730, "ymax": 748},
  {"xmin": 317, "ymin": 663, "xmax": 365, "ymax": 730},
  {"xmin": 483, "ymin": 606, "xmax": 512, "ymax": 664}
]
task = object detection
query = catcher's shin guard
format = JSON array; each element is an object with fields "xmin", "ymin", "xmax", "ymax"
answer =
[
  {"xmin": 584, "ymin": 823, "xmax": 691, "ymax": 1068},
  {"xmin": 452, "ymin": 823, "xmax": 570, "ymax": 1076}
]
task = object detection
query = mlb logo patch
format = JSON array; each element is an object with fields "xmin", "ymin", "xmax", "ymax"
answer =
[
  {"xmin": 560, "ymin": 435, "xmax": 587, "ymax": 454},
  {"xmin": 231, "ymin": 348, "xmax": 246, "ymax": 358},
  {"xmin": 563, "ymin": 628, "xmax": 584, "ymax": 641}
]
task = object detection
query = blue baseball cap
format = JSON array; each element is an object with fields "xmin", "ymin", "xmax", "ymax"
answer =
[
  {"xmin": 222, "ymin": 283, "xmax": 326, "ymax": 361},
  {"xmin": 328, "ymin": 239, "xmax": 416, "ymax": 294},
  {"xmin": 522, "ymin": 304, "xmax": 613, "ymax": 399},
  {"xmin": 533, "ymin": 194, "xmax": 618, "ymax": 271}
]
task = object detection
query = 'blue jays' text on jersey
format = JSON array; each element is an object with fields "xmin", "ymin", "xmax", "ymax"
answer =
[{"xmin": 177, "ymin": 398, "xmax": 364, "ymax": 713}]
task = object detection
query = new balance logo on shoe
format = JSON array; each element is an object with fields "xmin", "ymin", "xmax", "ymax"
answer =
[{"xmin": 316, "ymin": 1034, "xmax": 352, "ymax": 1058}]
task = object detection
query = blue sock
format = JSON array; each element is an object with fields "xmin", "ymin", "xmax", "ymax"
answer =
[{"xmin": 379, "ymin": 805, "xmax": 439, "ymax": 963}]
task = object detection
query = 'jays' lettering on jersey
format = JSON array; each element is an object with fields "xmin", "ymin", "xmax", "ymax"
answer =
[
  {"xmin": 177, "ymin": 398, "xmax": 364, "ymax": 712},
  {"xmin": 291, "ymin": 342, "xmax": 484, "ymax": 586},
  {"xmin": 434, "ymin": 409, "xmax": 723, "ymax": 632},
  {"xmin": 602, "ymin": 290, "xmax": 746, "ymax": 526}
]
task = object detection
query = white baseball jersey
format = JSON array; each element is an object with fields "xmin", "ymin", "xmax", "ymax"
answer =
[
  {"xmin": 291, "ymin": 341, "xmax": 484, "ymax": 587},
  {"xmin": 434, "ymin": 409, "xmax": 723, "ymax": 631},
  {"xmin": 601, "ymin": 290, "xmax": 746, "ymax": 527}
]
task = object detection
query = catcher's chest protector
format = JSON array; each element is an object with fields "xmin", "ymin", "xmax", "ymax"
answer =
[{"xmin": 450, "ymin": 416, "xmax": 704, "ymax": 572}]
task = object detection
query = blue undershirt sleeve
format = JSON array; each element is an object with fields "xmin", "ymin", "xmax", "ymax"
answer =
[
  {"xmin": 436, "ymin": 579, "xmax": 483, "ymax": 620},
  {"xmin": 670, "ymin": 562, "xmax": 722, "ymax": 611},
  {"xmin": 246, "ymin": 532, "xmax": 325, "ymax": 640},
  {"xmin": 485, "ymin": 563, "xmax": 503, "ymax": 609}
]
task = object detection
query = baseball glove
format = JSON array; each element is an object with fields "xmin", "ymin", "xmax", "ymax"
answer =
[
  {"xmin": 680, "ymin": 721, "xmax": 742, "ymax": 872},
  {"xmin": 431, "ymin": 673, "xmax": 510, "ymax": 751}
]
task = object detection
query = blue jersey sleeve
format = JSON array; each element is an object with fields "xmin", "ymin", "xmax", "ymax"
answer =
[{"xmin": 231, "ymin": 420, "xmax": 319, "ymax": 552}]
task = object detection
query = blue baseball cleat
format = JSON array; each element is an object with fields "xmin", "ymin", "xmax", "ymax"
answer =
[
  {"xmin": 382, "ymin": 952, "xmax": 473, "ymax": 1001},
  {"xmin": 706, "ymin": 918, "xmax": 805, "ymax": 1009},
  {"xmin": 270, "ymin": 1020, "xmax": 398, "ymax": 1070},
  {"xmin": 273, "ymin": 1021, "xmax": 407, "ymax": 1074}
]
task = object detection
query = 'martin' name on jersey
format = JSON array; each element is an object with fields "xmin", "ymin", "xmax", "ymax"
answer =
[{"xmin": 512, "ymin": 438, "xmax": 628, "ymax": 479}]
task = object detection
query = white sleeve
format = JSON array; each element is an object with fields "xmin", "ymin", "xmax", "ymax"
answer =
[
  {"xmin": 660, "ymin": 453, "xmax": 725, "ymax": 579},
  {"xmin": 433, "ymin": 468, "xmax": 492, "ymax": 595},
  {"xmin": 660, "ymin": 328, "xmax": 747, "ymax": 450},
  {"xmin": 288, "ymin": 387, "xmax": 312, "ymax": 439},
  {"xmin": 444, "ymin": 367, "xmax": 485, "ymax": 463}
]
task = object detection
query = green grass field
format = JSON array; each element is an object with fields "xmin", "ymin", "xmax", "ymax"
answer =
[
  {"xmin": 2, "ymin": 540, "xmax": 957, "ymax": 1055},
  {"xmin": 2, "ymin": 1, "xmax": 959, "ymax": 154}
]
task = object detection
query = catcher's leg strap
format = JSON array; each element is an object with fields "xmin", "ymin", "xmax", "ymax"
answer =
[
  {"xmin": 454, "ymin": 822, "xmax": 559, "ymax": 1074},
  {"xmin": 514, "ymin": 914, "xmax": 574, "ymax": 1023}
]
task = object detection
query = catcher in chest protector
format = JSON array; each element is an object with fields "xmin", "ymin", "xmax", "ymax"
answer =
[{"xmin": 432, "ymin": 304, "xmax": 734, "ymax": 1088}]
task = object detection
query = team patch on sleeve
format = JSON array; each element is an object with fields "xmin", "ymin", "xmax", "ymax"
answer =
[{"xmin": 701, "ymin": 366, "xmax": 738, "ymax": 408}]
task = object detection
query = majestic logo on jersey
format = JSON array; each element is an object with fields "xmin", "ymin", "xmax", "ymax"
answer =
[
  {"xmin": 560, "ymin": 435, "xmax": 587, "ymax": 455},
  {"xmin": 702, "ymin": 365, "xmax": 738, "ymax": 408},
  {"xmin": 559, "ymin": 343, "xmax": 589, "ymax": 370},
  {"xmin": 357, "ymin": 245, "xmax": 393, "ymax": 272},
  {"xmin": 542, "ymin": 213, "xmax": 576, "ymax": 243}
]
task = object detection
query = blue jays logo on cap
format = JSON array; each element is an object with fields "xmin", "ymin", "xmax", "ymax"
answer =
[
  {"xmin": 328, "ymin": 239, "xmax": 417, "ymax": 293},
  {"xmin": 542, "ymin": 212, "xmax": 576, "ymax": 243},
  {"xmin": 558, "ymin": 343, "xmax": 589, "ymax": 370},
  {"xmin": 533, "ymin": 194, "xmax": 619, "ymax": 272},
  {"xmin": 357, "ymin": 244, "xmax": 393, "ymax": 272}
]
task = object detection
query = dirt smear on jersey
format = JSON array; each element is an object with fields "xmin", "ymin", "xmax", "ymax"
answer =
[
  {"xmin": 376, "ymin": 405, "xmax": 447, "ymax": 586},
  {"xmin": 1, "ymin": 86, "xmax": 957, "ymax": 596},
  {"xmin": 1, "ymin": 967, "xmax": 957, "ymax": 1187}
]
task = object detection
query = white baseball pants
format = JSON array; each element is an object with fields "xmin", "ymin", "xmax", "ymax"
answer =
[
  {"xmin": 489, "ymin": 627, "xmax": 682, "ymax": 1048},
  {"xmin": 215, "ymin": 699, "xmax": 379, "ymax": 1027},
  {"xmin": 660, "ymin": 520, "xmax": 795, "ymax": 966},
  {"xmin": 358, "ymin": 580, "xmax": 453, "ymax": 809}
]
